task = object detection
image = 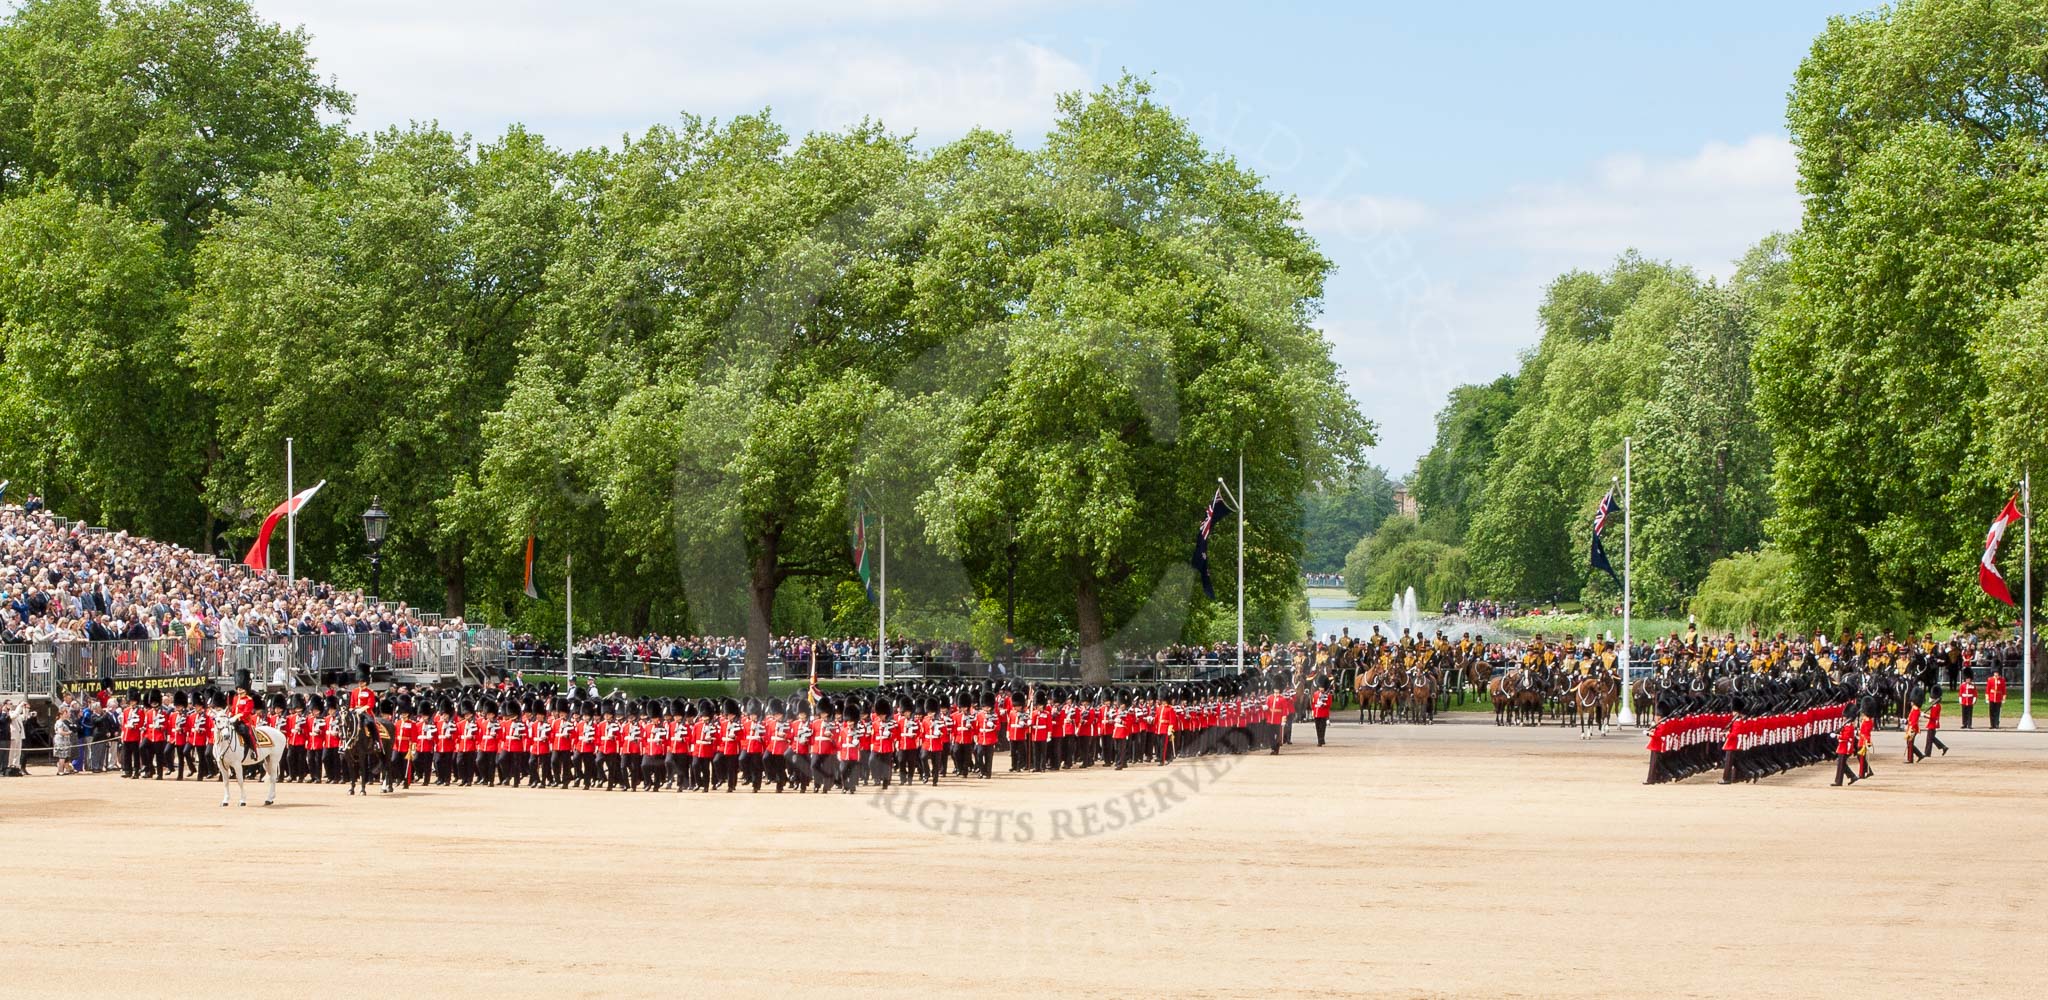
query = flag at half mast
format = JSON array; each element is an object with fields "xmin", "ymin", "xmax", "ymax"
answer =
[{"xmin": 1589, "ymin": 483, "xmax": 1622, "ymax": 589}]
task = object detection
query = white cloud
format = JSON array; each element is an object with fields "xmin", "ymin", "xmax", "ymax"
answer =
[
  {"xmin": 252, "ymin": 0, "xmax": 1098, "ymax": 149},
  {"xmin": 1459, "ymin": 134, "xmax": 1799, "ymax": 275},
  {"xmin": 1312, "ymin": 135, "xmax": 1803, "ymax": 470}
]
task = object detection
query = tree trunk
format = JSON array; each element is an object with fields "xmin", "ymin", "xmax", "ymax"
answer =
[
  {"xmin": 743, "ymin": 536, "xmax": 779, "ymax": 699},
  {"xmin": 440, "ymin": 545, "xmax": 467, "ymax": 618},
  {"xmin": 1075, "ymin": 573, "xmax": 1110, "ymax": 685},
  {"xmin": 630, "ymin": 597, "xmax": 651, "ymax": 635}
]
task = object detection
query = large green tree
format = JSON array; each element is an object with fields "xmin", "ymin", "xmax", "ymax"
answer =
[
  {"xmin": 924, "ymin": 78, "xmax": 1369, "ymax": 682},
  {"xmin": 0, "ymin": 188, "xmax": 197, "ymax": 536},
  {"xmin": 1762, "ymin": 0, "xmax": 2048, "ymax": 625},
  {"xmin": 0, "ymin": 0, "xmax": 350, "ymax": 259},
  {"xmin": 0, "ymin": 0, "xmax": 348, "ymax": 548},
  {"xmin": 1632, "ymin": 277, "xmax": 1776, "ymax": 609},
  {"xmin": 186, "ymin": 125, "xmax": 572, "ymax": 613},
  {"xmin": 1465, "ymin": 254, "xmax": 1697, "ymax": 601},
  {"xmin": 1299, "ymin": 464, "xmax": 1395, "ymax": 574},
  {"xmin": 1409, "ymin": 374, "xmax": 1518, "ymax": 539}
]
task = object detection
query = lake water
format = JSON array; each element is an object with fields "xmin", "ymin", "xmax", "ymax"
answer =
[{"xmin": 1306, "ymin": 588, "xmax": 1397, "ymax": 641}]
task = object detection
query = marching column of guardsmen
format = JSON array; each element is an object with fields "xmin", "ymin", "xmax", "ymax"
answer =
[
  {"xmin": 105, "ymin": 670, "xmax": 1329, "ymax": 793},
  {"xmin": 1642, "ymin": 674, "xmax": 1963, "ymax": 787}
]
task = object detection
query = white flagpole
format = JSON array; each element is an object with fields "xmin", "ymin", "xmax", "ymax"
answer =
[
  {"xmin": 1618, "ymin": 437, "xmax": 1635, "ymax": 726},
  {"xmin": 565, "ymin": 552, "xmax": 575, "ymax": 690},
  {"xmin": 2022, "ymin": 469, "xmax": 2036, "ymax": 731},
  {"xmin": 1237, "ymin": 452, "xmax": 1245, "ymax": 675},
  {"xmin": 878, "ymin": 512, "xmax": 887, "ymax": 687},
  {"xmin": 285, "ymin": 437, "xmax": 295, "ymax": 585}
]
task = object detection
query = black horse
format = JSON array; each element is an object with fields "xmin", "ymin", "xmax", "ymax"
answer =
[{"xmin": 338, "ymin": 710, "xmax": 388, "ymax": 795}]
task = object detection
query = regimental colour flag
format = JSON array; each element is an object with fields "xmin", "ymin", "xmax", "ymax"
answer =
[
  {"xmin": 1191, "ymin": 487, "xmax": 1232, "ymax": 600},
  {"xmin": 522, "ymin": 533, "xmax": 543, "ymax": 601},
  {"xmin": 852, "ymin": 503, "xmax": 874, "ymax": 601},
  {"xmin": 1979, "ymin": 494, "xmax": 2023, "ymax": 606},
  {"xmin": 242, "ymin": 480, "xmax": 326, "ymax": 571},
  {"xmin": 1588, "ymin": 485, "xmax": 1621, "ymax": 589}
]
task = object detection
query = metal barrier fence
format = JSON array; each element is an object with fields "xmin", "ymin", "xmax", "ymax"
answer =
[{"xmin": 0, "ymin": 627, "xmax": 512, "ymax": 700}]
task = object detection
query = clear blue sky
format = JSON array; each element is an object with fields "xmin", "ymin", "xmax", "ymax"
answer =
[{"xmin": 250, "ymin": 0, "xmax": 1873, "ymax": 472}]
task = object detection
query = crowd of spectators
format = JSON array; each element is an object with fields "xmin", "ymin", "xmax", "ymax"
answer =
[
  {"xmin": 513, "ymin": 630, "xmax": 1317, "ymax": 680},
  {"xmin": 1444, "ymin": 599, "xmax": 1517, "ymax": 621},
  {"xmin": 0, "ymin": 502, "xmax": 445, "ymax": 650}
]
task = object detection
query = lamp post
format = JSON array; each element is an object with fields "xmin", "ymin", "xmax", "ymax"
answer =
[{"xmin": 360, "ymin": 496, "xmax": 388, "ymax": 602}]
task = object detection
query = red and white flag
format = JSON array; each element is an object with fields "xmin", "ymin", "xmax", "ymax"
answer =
[
  {"xmin": 1979, "ymin": 494, "xmax": 2022, "ymax": 606},
  {"xmin": 243, "ymin": 481, "xmax": 326, "ymax": 571}
]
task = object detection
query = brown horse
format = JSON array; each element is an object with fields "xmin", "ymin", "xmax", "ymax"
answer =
[
  {"xmin": 1571, "ymin": 675, "xmax": 1609, "ymax": 739},
  {"xmin": 1490, "ymin": 669, "xmax": 1541, "ymax": 726}
]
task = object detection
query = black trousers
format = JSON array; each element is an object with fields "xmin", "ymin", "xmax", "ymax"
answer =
[
  {"xmin": 1313, "ymin": 717, "xmax": 1328, "ymax": 745},
  {"xmin": 1961, "ymin": 706, "xmax": 1973, "ymax": 729},
  {"xmin": 1832, "ymin": 753, "xmax": 1857, "ymax": 785},
  {"xmin": 1990, "ymin": 703, "xmax": 2002, "ymax": 728}
]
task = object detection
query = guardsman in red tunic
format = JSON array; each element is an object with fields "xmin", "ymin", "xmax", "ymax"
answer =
[
  {"xmin": 393, "ymin": 699, "xmax": 421, "ymax": 788},
  {"xmin": 766, "ymin": 700, "xmax": 791, "ymax": 793},
  {"xmin": 1005, "ymin": 695, "xmax": 1029, "ymax": 772},
  {"xmin": 1122, "ymin": 696, "xmax": 1138, "ymax": 774},
  {"xmin": 690, "ymin": 701, "xmax": 717, "ymax": 793},
  {"xmin": 917, "ymin": 701, "xmax": 945, "ymax": 786},
  {"xmin": 119, "ymin": 695, "xmax": 144, "ymax": 779},
  {"xmin": 835, "ymin": 706, "xmax": 863, "ymax": 793},
  {"xmin": 1266, "ymin": 685, "xmax": 1289, "ymax": 755},
  {"xmin": 1958, "ymin": 672, "xmax": 1976, "ymax": 729},
  {"xmin": 530, "ymin": 709, "xmax": 553, "ymax": 788},
  {"xmin": 348, "ymin": 664, "xmax": 378, "ymax": 718},
  {"xmin": 1718, "ymin": 711, "xmax": 1743, "ymax": 784},
  {"xmin": 1986, "ymin": 670, "xmax": 2007, "ymax": 729},
  {"xmin": 1857, "ymin": 712, "xmax": 1876, "ymax": 779},
  {"xmin": 1904, "ymin": 703, "xmax": 1923, "ymax": 764},
  {"xmin": 1923, "ymin": 698, "xmax": 1947, "ymax": 758},
  {"xmin": 1156, "ymin": 697, "xmax": 1177, "ymax": 766},
  {"xmin": 479, "ymin": 707, "xmax": 502, "ymax": 786},
  {"xmin": 809, "ymin": 704, "xmax": 835, "ymax": 794},
  {"xmin": 1831, "ymin": 713, "xmax": 1860, "ymax": 786},
  {"xmin": 1311, "ymin": 679, "xmax": 1333, "ymax": 746},
  {"xmin": 975, "ymin": 695, "xmax": 999, "ymax": 779},
  {"xmin": 193, "ymin": 708, "xmax": 217, "ymax": 781},
  {"xmin": 229, "ymin": 685, "xmax": 259, "ymax": 765}
]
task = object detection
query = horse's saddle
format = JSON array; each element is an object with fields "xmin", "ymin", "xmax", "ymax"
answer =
[
  {"xmin": 374, "ymin": 721, "xmax": 392, "ymax": 741},
  {"xmin": 253, "ymin": 732, "xmax": 273, "ymax": 749}
]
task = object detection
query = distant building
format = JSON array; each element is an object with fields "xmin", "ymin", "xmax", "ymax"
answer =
[{"xmin": 1392, "ymin": 484, "xmax": 1418, "ymax": 518}]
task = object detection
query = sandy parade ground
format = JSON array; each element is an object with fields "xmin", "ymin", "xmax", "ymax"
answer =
[{"xmin": 5, "ymin": 716, "xmax": 2043, "ymax": 999}]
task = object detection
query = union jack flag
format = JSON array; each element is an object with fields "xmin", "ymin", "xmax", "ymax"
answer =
[
  {"xmin": 1191, "ymin": 487, "xmax": 1232, "ymax": 600},
  {"xmin": 1592, "ymin": 487, "xmax": 1615, "ymax": 538},
  {"xmin": 1589, "ymin": 484, "xmax": 1620, "ymax": 588}
]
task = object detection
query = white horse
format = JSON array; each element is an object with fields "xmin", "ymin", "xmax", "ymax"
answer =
[{"xmin": 211, "ymin": 712, "xmax": 285, "ymax": 806}]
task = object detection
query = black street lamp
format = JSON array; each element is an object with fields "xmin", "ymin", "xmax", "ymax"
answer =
[{"xmin": 361, "ymin": 496, "xmax": 388, "ymax": 601}]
